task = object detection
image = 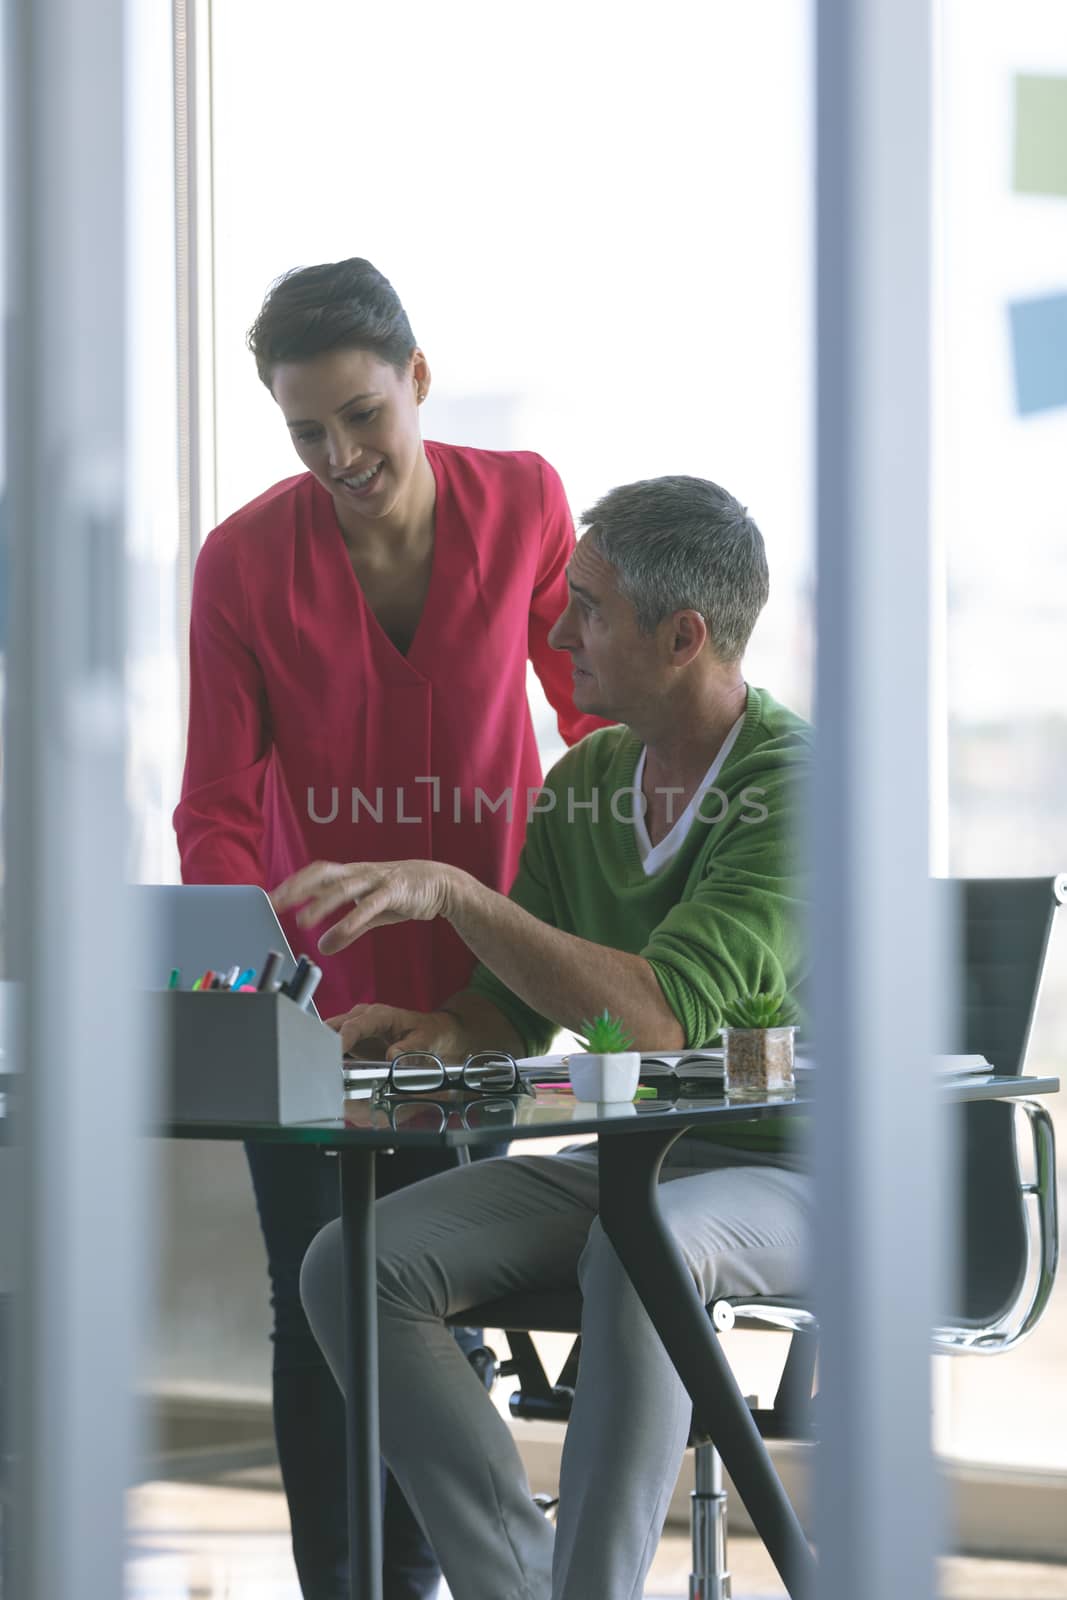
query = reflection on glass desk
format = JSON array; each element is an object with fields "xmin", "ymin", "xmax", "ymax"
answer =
[
  {"xmin": 341, "ymin": 1082, "xmax": 808, "ymax": 1141},
  {"xmin": 155, "ymin": 1069, "xmax": 1061, "ymax": 1148}
]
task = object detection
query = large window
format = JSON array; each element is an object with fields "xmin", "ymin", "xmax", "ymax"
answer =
[
  {"xmin": 208, "ymin": 0, "xmax": 815, "ymax": 780},
  {"xmin": 937, "ymin": 1, "xmax": 1067, "ymax": 1470},
  {"xmin": 167, "ymin": 0, "xmax": 1066, "ymax": 1497}
]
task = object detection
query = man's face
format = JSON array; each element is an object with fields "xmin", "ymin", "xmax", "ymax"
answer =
[
  {"xmin": 271, "ymin": 345, "xmax": 429, "ymax": 526},
  {"xmin": 548, "ymin": 533, "xmax": 664, "ymax": 723}
]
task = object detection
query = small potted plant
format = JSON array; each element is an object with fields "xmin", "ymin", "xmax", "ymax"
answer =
[
  {"xmin": 568, "ymin": 1010, "xmax": 641, "ymax": 1103},
  {"xmin": 719, "ymin": 992, "xmax": 798, "ymax": 1097}
]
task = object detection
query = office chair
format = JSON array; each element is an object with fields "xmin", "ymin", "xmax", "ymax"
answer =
[{"xmin": 449, "ymin": 875, "xmax": 1063, "ymax": 1599}]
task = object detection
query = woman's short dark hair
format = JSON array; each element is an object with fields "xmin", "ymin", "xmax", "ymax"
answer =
[
  {"xmin": 246, "ymin": 258, "xmax": 417, "ymax": 388},
  {"xmin": 580, "ymin": 475, "xmax": 770, "ymax": 663}
]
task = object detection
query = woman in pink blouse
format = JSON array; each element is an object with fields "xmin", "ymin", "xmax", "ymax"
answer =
[{"xmin": 174, "ymin": 258, "xmax": 602, "ymax": 1600}]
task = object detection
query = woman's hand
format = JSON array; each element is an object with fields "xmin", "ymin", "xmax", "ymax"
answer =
[
  {"xmin": 327, "ymin": 1003, "xmax": 465, "ymax": 1061},
  {"xmin": 271, "ymin": 858, "xmax": 464, "ymax": 955}
]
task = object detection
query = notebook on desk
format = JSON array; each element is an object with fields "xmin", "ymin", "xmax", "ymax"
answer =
[
  {"xmin": 517, "ymin": 1048, "xmax": 985, "ymax": 1085},
  {"xmin": 518, "ymin": 1050, "xmax": 731, "ymax": 1085},
  {"xmin": 342, "ymin": 1058, "xmax": 393, "ymax": 1086}
]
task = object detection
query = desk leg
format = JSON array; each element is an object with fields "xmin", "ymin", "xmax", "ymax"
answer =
[
  {"xmin": 597, "ymin": 1131, "xmax": 815, "ymax": 1600},
  {"xmin": 338, "ymin": 1148, "xmax": 382, "ymax": 1600}
]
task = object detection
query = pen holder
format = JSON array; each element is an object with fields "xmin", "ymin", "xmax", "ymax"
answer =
[{"xmin": 158, "ymin": 991, "xmax": 343, "ymax": 1125}]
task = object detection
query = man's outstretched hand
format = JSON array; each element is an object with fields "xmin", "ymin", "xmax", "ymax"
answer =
[{"xmin": 271, "ymin": 858, "xmax": 462, "ymax": 956}]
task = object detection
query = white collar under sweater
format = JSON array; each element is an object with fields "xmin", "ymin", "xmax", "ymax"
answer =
[{"xmin": 631, "ymin": 715, "xmax": 745, "ymax": 876}]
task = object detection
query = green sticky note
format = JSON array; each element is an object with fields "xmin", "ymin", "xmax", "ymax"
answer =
[{"xmin": 1014, "ymin": 75, "xmax": 1067, "ymax": 197}]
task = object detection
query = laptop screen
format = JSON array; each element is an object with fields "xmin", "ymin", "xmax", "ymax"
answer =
[{"xmin": 133, "ymin": 884, "xmax": 322, "ymax": 1021}]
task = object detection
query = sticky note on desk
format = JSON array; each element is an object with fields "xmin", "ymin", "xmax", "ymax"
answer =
[
  {"xmin": 1009, "ymin": 293, "xmax": 1067, "ymax": 415},
  {"xmin": 1014, "ymin": 75, "xmax": 1067, "ymax": 197}
]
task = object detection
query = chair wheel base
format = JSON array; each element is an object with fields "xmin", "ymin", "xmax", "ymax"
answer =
[
  {"xmin": 533, "ymin": 1492, "xmax": 559, "ymax": 1523},
  {"xmin": 465, "ymin": 1345, "xmax": 499, "ymax": 1391}
]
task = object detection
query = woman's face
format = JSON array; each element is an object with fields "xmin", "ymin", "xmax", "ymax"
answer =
[{"xmin": 271, "ymin": 345, "xmax": 430, "ymax": 527}]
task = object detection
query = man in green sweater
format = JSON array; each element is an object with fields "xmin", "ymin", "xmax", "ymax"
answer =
[{"xmin": 277, "ymin": 474, "xmax": 812, "ymax": 1600}]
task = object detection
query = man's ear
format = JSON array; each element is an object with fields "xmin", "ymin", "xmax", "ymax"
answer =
[{"xmin": 668, "ymin": 609, "xmax": 708, "ymax": 666}]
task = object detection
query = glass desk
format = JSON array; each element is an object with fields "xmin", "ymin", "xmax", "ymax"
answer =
[{"xmin": 168, "ymin": 1071, "xmax": 1060, "ymax": 1600}]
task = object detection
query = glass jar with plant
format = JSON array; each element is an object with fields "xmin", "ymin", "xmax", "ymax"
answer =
[{"xmin": 719, "ymin": 992, "xmax": 798, "ymax": 1097}]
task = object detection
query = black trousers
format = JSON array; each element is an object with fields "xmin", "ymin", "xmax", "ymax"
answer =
[{"xmin": 246, "ymin": 1140, "xmax": 500, "ymax": 1600}]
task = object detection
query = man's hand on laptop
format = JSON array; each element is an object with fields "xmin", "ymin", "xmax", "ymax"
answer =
[
  {"xmin": 271, "ymin": 858, "xmax": 463, "ymax": 956},
  {"xmin": 328, "ymin": 1003, "xmax": 465, "ymax": 1062}
]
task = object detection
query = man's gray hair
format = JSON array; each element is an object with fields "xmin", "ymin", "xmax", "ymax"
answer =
[{"xmin": 580, "ymin": 475, "xmax": 770, "ymax": 662}]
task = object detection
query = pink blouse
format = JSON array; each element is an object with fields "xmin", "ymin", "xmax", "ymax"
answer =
[{"xmin": 174, "ymin": 441, "xmax": 603, "ymax": 1017}]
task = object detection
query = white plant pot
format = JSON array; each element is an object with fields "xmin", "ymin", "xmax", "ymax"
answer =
[{"xmin": 567, "ymin": 1051, "xmax": 641, "ymax": 1103}]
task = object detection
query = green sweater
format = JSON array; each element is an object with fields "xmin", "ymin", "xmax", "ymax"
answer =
[{"xmin": 467, "ymin": 686, "xmax": 812, "ymax": 1152}]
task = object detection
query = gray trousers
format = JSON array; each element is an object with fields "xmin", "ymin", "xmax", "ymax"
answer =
[{"xmin": 300, "ymin": 1141, "xmax": 812, "ymax": 1600}]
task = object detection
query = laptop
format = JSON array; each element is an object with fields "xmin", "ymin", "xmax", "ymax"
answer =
[{"xmin": 133, "ymin": 884, "xmax": 323, "ymax": 1022}]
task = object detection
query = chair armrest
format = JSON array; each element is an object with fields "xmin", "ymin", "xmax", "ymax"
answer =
[
  {"xmin": 933, "ymin": 1098, "xmax": 1059, "ymax": 1354},
  {"xmin": 720, "ymin": 1100, "xmax": 1059, "ymax": 1359},
  {"xmin": 711, "ymin": 1299, "xmax": 817, "ymax": 1336}
]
